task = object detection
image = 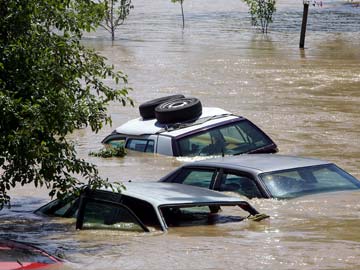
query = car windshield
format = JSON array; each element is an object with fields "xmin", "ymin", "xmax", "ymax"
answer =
[
  {"xmin": 260, "ymin": 164, "xmax": 360, "ymax": 199},
  {"xmin": 0, "ymin": 243, "xmax": 56, "ymax": 264},
  {"xmin": 177, "ymin": 120, "xmax": 273, "ymax": 156}
]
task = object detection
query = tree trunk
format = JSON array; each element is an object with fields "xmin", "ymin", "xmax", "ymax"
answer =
[{"xmin": 111, "ymin": 0, "xmax": 115, "ymax": 40}]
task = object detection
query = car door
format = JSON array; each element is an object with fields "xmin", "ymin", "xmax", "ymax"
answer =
[{"xmin": 215, "ymin": 169, "xmax": 266, "ymax": 198}]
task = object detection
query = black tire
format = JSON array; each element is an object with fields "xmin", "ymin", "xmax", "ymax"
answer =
[
  {"xmin": 155, "ymin": 97, "xmax": 202, "ymax": 124},
  {"xmin": 139, "ymin": 94, "xmax": 185, "ymax": 120}
]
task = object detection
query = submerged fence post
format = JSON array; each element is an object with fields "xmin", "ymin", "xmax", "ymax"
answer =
[{"xmin": 299, "ymin": 0, "xmax": 310, "ymax": 49}]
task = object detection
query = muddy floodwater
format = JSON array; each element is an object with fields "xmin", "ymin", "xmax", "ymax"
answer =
[{"xmin": 1, "ymin": 0, "xmax": 360, "ymax": 269}]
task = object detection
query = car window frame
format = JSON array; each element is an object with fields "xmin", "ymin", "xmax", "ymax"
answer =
[
  {"xmin": 76, "ymin": 196, "xmax": 150, "ymax": 232},
  {"xmin": 173, "ymin": 118, "xmax": 277, "ymax": 157},
  {"xmin": 214, "ymin": 168, "xmax": 268, "ymax": 198},
  {"xmin": 158, "ymin": 201, "xmax": 260, "ymax": 229},
  {"xmin": 162, "ymin": 166, "xmax": 220, "ymax": 190},
  {"xmin": 102, "ymin": 133, "xmax": 126, "ymax": 145},
  {"xmin": 34, "ymin": 196, "xmax": 79, "ymax": 218},
  {"xmin": 125, "ymin": 138, "xmax": 155, "ymax": 153}
]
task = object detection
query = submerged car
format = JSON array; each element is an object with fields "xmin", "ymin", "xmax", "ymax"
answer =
[
  {"xmin": 160, "ymin": 154, "xmax": 360, "ymax": 199},
  {"xmin": 35, "ymin": 182, "xmax": 268, "ymax": 232},
  {"xmin": 102, "ymin": 95, "xmax": 277, "ymax": 157},
  {"xmin": 0, "ymin": 239, "xmax": 61, "ymax": 270}
]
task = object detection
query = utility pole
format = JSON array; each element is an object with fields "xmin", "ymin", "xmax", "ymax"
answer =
[{"xmin": 299, "ymin": 0, "xmax": 310, "ymax": 49}]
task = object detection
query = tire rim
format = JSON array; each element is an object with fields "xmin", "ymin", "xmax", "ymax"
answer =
[{"xmin": 165, "ymin": 100, "xmax": 190, "ymax": 108}]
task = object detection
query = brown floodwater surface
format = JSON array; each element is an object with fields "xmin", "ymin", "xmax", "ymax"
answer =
[{"xmin": 2, "ymin": 0, "xmax": 360, "ymax": 269}]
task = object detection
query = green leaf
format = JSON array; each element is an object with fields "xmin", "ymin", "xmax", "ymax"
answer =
[{"xmin": 0, "ymin": 0, "xmax": 131, "ymax": 209}]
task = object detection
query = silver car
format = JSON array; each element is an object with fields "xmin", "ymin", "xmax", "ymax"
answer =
[
  {"xmin": 35, "ymin": 182, "xmax": 268, "ymax": 232},
  {"xmin": 160, "ymin": 154, "xmax": 360, "ymax": 199}
]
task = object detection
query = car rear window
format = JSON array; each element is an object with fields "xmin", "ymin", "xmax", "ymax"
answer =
[{"xmin": 107, "ymin": 139, "xmax": 126, "ymax": 148}]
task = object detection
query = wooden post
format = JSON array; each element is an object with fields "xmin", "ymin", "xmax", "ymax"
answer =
[
  {"xmin": 299, "ymin": 1, "xmax": 309, "ymax": 49},
  {"xmin": 181, "ymin": 0, "xmax": 185, "ymax": 29}
]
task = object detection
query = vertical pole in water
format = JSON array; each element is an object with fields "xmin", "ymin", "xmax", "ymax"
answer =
[
  {"xmin": 181, "ymin": 0, "xmax": 185, "ymax": 29},
  {"xmin": 300, "ymin": 1, "xmax": 309, "ymax": 49}
]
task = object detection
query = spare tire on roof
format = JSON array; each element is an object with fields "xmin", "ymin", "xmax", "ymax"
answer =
[
  {"xmin": 155, "ymin": 97, "xmax": 202, "ymax": 124},
  {"xmin": 139, "ymin": 94, "xmax": 185, "ymax": 120}
]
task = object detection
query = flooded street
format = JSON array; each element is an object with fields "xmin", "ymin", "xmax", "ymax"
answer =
[{"xmin": 1, "ymin": 0, "xmax": 360, "ymax": 269}]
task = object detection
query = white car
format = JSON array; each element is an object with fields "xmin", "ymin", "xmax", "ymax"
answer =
[{"xmin": 102, "ymin": 96, "xmax": 278, "ymax": 157}]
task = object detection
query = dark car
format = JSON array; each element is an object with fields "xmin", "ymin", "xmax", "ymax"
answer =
[{"xmin": 160, "ymin": 154, "xmax": 360, "ymax": 199}]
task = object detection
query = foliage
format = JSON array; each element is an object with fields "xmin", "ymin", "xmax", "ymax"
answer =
[
  {"xmin": 100, "ymin": 0, "xmax": 134, "ymax": 41},
  {"xmin": 0, "ymin": 0, "xmax": 133, "ymax": 209},
  {"xmin": 89, "ymin": 145, "xmax": 126, "ymax": 158},
  {"xmin": 171, "ymin": 0, "xmax": 185, "ymax": 29},
  {"xmin": 243, "ymin": 0, "xmax": 276, "ymax": 33}
]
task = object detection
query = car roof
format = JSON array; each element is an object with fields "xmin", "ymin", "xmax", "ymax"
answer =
[
  {"xmin": 182, "ymin": 154, "xmax": 331, "ymax": 174},
  {"xmin": 115, "ymin": 107, "xmax": 241, "ymax": 137},
  {"xmin": 99, "ymin": 182, "xmax": 261, "ymax": 231},
  {"xmin": 110, "ymin": 182, "xmax": 248, "ymax": 207}
]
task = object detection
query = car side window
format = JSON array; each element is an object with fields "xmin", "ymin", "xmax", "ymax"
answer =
[
  {"xmin": 177, "ymin": 134, "xmax": 211, "ymax": 156},
  {"xmin": 177, "ymin": 119, "xmax": 274, "ymax": 156},
  {"xmin": 126, "ymin": 139, "xmax": 155, "ymax": 153},
  {"xmin": 145, "ymin": 140, "xmax": 155, "ymax": 153},
  {"xmin": 219, "ymin": 173, "xmax": 262, "ymax": 198},
  {"xmin": 173, "ymin": 168, "xmax": 216, "ymax": 188}
]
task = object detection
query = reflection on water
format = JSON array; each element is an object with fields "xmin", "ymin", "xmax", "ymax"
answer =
[{"xmin": 1, "ymin": 0, "xmax": 360, "ymax": 269}]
